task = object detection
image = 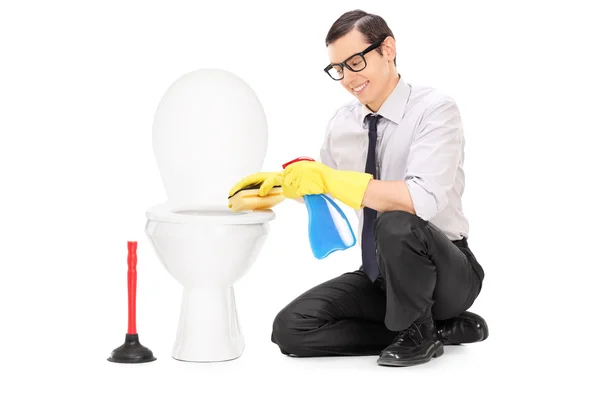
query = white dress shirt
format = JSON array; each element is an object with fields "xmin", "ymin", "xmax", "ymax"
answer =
[{"xmin": 318, "ymin": 76, "xmax": 469, "ymax": 241}]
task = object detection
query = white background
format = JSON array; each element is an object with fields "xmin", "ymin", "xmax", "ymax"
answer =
[{"xmin": 1, "ymin": 0, "xmax": 599, "ymax": 398}]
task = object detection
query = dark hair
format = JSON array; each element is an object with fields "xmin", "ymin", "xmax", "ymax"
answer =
[{"xmin": 325, "ymin": 9, "xmax": 396, "ymax": 66}]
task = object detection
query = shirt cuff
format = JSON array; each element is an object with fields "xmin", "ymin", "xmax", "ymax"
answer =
[{"xmin": 405, "ymin": 178, "xmax": 438, "ymax": 221}]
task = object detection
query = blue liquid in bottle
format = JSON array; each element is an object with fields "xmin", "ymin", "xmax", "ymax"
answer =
[{"xmin": 303, "ymin": 194, "xmax": 356, "ymax": 259}]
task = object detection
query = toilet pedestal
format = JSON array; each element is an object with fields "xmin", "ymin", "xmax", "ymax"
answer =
[{"xmin": 172, "ymin": 286, "xmax": 244, "ymax": 362}]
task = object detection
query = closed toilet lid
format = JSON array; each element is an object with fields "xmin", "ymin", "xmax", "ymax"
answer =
[{"xmin": 146, "ymin": 203, "xmax": 275, "ymax": 225}]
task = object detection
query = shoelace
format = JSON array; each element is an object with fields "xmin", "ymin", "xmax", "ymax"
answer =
[{"xmin": 393, "ymin": 323, "xmax": 425, "ymax": 345}]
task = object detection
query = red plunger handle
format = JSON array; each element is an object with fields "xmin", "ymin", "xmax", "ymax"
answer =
[{"xmin": 127, "ymin": 241, "xmax": 137, "ymax": 335}]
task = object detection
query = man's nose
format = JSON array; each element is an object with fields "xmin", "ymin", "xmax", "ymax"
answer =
[{"xmin": 343, "ymin": 68, "xmax": 358, "ymax": 86}]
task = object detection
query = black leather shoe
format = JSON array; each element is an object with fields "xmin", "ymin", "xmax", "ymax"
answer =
[
  {"xmin": 435, "ymin": 311, "xmax": 489, "ymax": 345},
  {"xmin": 377, "ymin": 319, "xmax": 443, "ymax": 367}
]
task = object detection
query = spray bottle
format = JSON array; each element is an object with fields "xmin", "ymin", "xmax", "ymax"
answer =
[{"xmin": 282, "ymin": 157, "xmax": 356, "ymax": 259}]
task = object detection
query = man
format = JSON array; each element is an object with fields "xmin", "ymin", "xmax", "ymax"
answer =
[{"xmin": 228, "ymin": 9, "xmax": 488, "ymax": 367}]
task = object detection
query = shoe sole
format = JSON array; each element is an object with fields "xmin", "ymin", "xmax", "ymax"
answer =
[{"xmin": 377, "ymin": 344, "xmax": 444, "ymax": 367}]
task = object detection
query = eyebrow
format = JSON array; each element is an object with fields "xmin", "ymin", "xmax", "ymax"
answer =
[{"xmin": 330, "ymin": 49, "xmax": 363, "ymax": 65}]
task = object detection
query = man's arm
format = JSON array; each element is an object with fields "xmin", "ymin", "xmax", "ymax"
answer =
[
  {"xmin": 361, "ymin": 97, "xmax": 463, "ymax": 220},
  {"xmin": 361, "ymin": 180, "xmax": 415, "ymax": 213}
]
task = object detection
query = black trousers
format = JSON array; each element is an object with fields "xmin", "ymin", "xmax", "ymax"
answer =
[{"xmin": 270, "ymin": 210, "xmax": 485, "ymax": 357}]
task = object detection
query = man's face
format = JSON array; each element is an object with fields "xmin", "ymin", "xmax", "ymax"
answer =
[{"xmin": 327, "ymin": 29, "xmax": 394, "ymax": 108}]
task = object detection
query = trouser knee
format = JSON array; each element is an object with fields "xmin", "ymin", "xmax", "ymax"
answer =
[
  {"xmin": 271, "ymin": 310, "xmax": 309, "ymax": 356},
  {"xmin": 374, "ymin": 210, "xmax": 427, "ymax": 252}
]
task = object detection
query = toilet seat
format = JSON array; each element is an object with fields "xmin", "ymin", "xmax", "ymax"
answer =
[{"xmin": 147, "ymin": 203, "xmax": 275, "ymax": 225}]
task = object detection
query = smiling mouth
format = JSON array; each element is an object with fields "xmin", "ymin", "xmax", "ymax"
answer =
[{"xmin": 352, "ymin": 81, "xmax": 369, "ymax": 94}]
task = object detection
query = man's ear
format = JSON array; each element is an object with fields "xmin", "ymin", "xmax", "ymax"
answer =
[{"xmin": 382, "ymin": 36, "xmax": 396, "ymax": 62}]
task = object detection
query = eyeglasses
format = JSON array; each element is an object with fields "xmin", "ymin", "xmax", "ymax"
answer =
[{"xmin": 324, "ymin": 39, "xmax": 385, "ymax": 81}]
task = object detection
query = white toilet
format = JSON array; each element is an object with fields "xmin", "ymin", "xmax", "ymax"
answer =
[{"xmin": 145, "ymin": 68, "xmax": 275, "ymax": 362}]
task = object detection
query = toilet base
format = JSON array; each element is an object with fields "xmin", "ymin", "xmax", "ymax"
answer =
[{"xmin": 172, "ymin": 286, "xmax": 244, "ymax": 362}]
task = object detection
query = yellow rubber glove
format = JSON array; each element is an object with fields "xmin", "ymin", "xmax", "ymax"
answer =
[
  {"xmin": 228, "ymin": 171, "xmax": 284, "ymax": 197},
  {"xmin": 282, "ymin": 161, "xmax": 373, "ymax": 209}
]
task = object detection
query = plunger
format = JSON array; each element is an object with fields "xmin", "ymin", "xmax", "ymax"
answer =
[{"xmin": 108, "ymin": 241, "xmax": 156, "ymax": 363}]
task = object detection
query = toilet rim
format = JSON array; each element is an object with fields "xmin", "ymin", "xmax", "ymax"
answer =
[{"xmin": 146, "ymin": 203, "xmax": 275, "ymax": 225}]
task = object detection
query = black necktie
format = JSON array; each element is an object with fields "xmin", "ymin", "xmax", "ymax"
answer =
[{"xmin": 362, "ymin": 114, "xmax": 382, "ymax": 282}]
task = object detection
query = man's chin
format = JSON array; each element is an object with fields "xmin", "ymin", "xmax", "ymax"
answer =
[
  {"xmin": 355, "ymin": 95, "xmax": 372, "ymax": 105},
  {"xmin": 349, "ymin": 88, "xmax": 370, "ymax": 103},
  {"xmin": 357, "ymin": 89, "xmax": 376, "ymax": 103}
]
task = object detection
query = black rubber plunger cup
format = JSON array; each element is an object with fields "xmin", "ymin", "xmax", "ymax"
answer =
[{"xmin": 108, "ymin": 241, "xmax": 156, "ymax": 363}]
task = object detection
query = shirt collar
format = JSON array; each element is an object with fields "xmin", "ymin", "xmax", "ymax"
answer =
[{"xmin": 361, "ymin": 75, "xmax": 410, "ymax": 126}]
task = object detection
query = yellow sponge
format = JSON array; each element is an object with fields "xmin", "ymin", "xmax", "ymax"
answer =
[{"xmin": 228, "ymin": 183, "xmax": 285, "ymax": 212}]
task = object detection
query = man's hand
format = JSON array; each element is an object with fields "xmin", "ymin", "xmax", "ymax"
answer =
[
  {"xmin": 281, "ymin": 161, "xmax": 373, "ymax": 209},
  {"xmin": 228, "ymin": 171, "xmax": 284, "ymax": 197}
]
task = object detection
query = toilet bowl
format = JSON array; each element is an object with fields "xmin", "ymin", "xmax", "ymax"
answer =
[{"xmin": 145, "ymin": 68, "xmax": 274, "ymax": 362}]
